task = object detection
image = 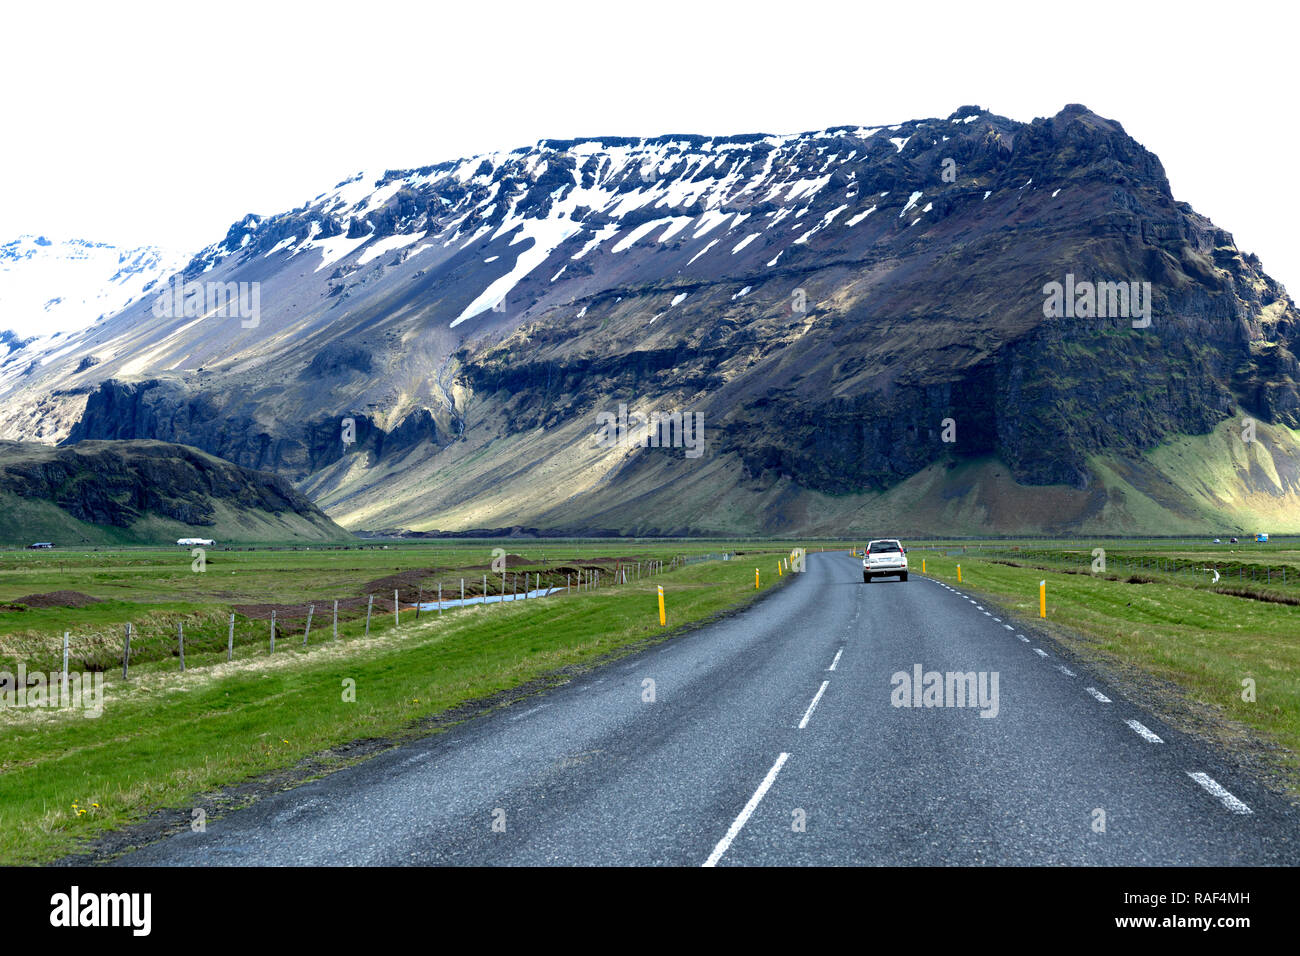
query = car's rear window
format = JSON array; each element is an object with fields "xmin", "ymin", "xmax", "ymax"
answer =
[{"xmin": 870, "ymin": 542, "xmax": 900, "ymax": 552}]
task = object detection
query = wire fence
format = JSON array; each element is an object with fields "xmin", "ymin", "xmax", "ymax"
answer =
[{"xmin": 0, "ymin": 557, "xmax": 698, "ymax": 687}]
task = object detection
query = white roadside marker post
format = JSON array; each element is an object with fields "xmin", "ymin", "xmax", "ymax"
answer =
[{"xmin": 123, "ymin": 623, "xmax": 132, "ymax": 680}]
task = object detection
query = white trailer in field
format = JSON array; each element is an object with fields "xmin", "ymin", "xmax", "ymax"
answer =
[{"xmin": 177, "ymin": 538, "xmax": 216, "ymax": 547}]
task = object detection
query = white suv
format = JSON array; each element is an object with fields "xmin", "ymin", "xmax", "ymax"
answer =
[{"xmin": 863, "ymin": 539, "xmax": 908, "ymax": 582}]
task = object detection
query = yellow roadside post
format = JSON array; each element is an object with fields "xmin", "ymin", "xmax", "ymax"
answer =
[
  {"xmin": 957, "ymin": 564, "xmax": 962, "ymax": 583},
  {"xmin": 658, "ymin": 585, "xmax": 666, "ymax": 626},
  {"xmin": 922, "ymin": 559, "xmax": 926, "ymax": 574},
  {"xmin": 755, "ymin": 569, "xmax": 760, "ymax": 589},
  {"xmin": 778, "ymin": 562, "xmax": 782, "ymax": 577},
  {"xmin": 1039, "ymin": 580, "xmax": 1047, "ymax": 618}
]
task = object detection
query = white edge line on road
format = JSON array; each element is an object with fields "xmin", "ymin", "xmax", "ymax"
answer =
[
  {"xmin": 1186, "ymin": 772, "xmax": 1252, "ymax": 815},
  {"xmin": 1034, "ymin": 648, "xmax": 1048, "ymax": 658},
  {"xmin": 1057, "ymin": 665, "xmax": 1076, "ymax": 677},
  {"xmin": 828, "ymin": 648, "xmax": 843, "ymax": 671},
  {"xmin": 1018, "ymin": 635, "xmax": 1029, "ymax": 642},
  {"xmin": 1003, "ymin": 624, "xmax": 1014, "ymax": 631},
  {"xmin": 798, "ymin": 680, "xmax": 831, "ymax": 729},
  {"xmin": 703, "ymin": 752, "xmax": 791, "ymax": 866},
  {"xmin": 1086, "ymin": 687, "xmax": 1111, "ymax": 703},
  {"xmin": 1125, "ymin": 718, "xmax": 1164, "ymax": 743}
]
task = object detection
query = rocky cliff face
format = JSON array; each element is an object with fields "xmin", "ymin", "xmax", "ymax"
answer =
[
  {"xmin": 0, "ymin": 439, "xmax": 348, "ymax": 541},
  {"xmin": 0, "ymin": 104, "xmax": 1296, "ymax": 532}
]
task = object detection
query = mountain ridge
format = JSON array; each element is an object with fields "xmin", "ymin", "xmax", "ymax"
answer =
[{"xmin": 0, "ymin": 104, "xmax": 1296, "ymax": 534}]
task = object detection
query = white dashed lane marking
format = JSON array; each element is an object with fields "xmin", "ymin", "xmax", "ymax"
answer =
[
  {"xmin": 798, "ymin": 681, "xmax": 831, "ymax": 729},
  {"xmin": 1086, "ymin": 687, "xmax": 1111, "ymax": 703},
  {"xmin": 828, "ymin": 648, "xmax": 843, "ymax": 671},
  {"xmin": 1034, "ymin": 648, "xmax": 1048, "ymax": 658},
  {"xmin": 1187, "ymin": 772, "xmax": 1252, "ymax": 815},
  {"xmin": 703, "ymin": 752, "xmax": 791, "ymax": 866},
  {"xmin": 1125, "ymin": 719, "xmax": 1164, "ymax": 743}
]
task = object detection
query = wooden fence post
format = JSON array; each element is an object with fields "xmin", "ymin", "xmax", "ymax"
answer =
[
  {"xmin": 270, "ymin": 611, "xmax": 276, "ymax": 653},
  {"xmin": 304, "ymin": 604, "xmax": 314, "ymax": 645},
  {"xmin": 178, "ymin": 622, "xmax": 185, "ymax": 672},
  {"xmin": 228, "ymin": 613, "xmax": 235, "ymax": 660},
  {"xmin": 332, "ymin": 600, "xmax": 338, "ymax": 641},
  {"xmin": 394, "ymin": 589, "xmax": 399, "ymax": 627},
  {"xmin": 365, "ymin": 595, "xmax": 373, "ymax": 636},
  {"xmin": 62, "ymin": 631, "xmax": 69, "ymax": 692},
  {"xmin": 122, "ymin": 624, "xmax": 131, "ymax": 680}
]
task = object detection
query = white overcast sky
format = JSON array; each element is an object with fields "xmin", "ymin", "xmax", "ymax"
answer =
[{"xmin": 2, "ymin": 0, "xmax": 1296, "ymax": 290}]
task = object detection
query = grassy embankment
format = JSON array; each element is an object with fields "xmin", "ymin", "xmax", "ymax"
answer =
[
  {"xmin": 916, "ymin": 545, "xmax": 1300, "ymax": 797},
  {"xmin": 0, "ymin": 542, "xmax": 801, "ymax": 864}
]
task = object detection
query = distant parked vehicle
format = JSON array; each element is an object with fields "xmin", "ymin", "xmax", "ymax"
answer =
[
  {"xmin": 1230, "ymin": 537, "xmax": 1239, "ymax": 544},
  {"xmin": 27, "ymin": 542, "xmax": 53, "ymax": 549},
  {"xmin": 177, "ymin": 538, "xmax": 216, "ymax": 547},
  {"xmin": 863, "ymin": 539, "xmax": 908, "ymax": 582},
  {"xmin": 1213, "ymin": 538, "xmax": 1221, "ymax": 544},
  {"xmin": 1256, "ymin": 533, "xmax": 1269, "ymax": 543}
]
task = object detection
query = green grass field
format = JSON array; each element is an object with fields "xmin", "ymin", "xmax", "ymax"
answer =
[
  {"xmin": 2, "ymin": 537, "xmax": 1296, "ymax": 864},
  {"xmin": 0, "ymin": 540, "xmax": 806, "ymax": 864},
  {"xmin": 914, "ymin": 545, "xmax": 1300, "ymax": 797}
]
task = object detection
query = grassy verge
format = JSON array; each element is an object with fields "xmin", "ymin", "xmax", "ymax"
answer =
[
  {"xmin": 0, "ymin": 553, "xmax": 794, "ymax": 865},
  {"xmin": 917, "ymin": 553, "xmax": 1300, "ymax": 798}
]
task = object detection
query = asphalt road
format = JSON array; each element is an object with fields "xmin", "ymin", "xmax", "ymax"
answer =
[{"xmin": 117, "ymin": 552, "xmax": 1300, "ymax": 865}]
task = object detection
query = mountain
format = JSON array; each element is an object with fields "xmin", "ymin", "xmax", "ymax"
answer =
[
  {"xmin": 0, "ymin": 235, "xmax": 188, "ymax": 338},
  {"xmin": 0, "ymin": 440, "xmax": 351, "ymax": 546},
  {"xmin": 0, "ymin": 104, "xmax": 1296, "ymax": 535}
]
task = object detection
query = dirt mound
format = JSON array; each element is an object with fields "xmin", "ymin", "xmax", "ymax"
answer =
[
  {"xmin": 12, "ymin": 590, "xmax": 103, "ymax": 609},
  {"xmin": 462, "ymin": 553, "xmax": 533, "ymax": 571},
  {"xmin": 233, "ymin": 596, "xmax": 370, "ymax": 620}
]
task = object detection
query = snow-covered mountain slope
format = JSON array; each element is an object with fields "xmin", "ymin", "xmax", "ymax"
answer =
[
  {"xmin": 0, "ymin": 236, "xmax": 188, "ymax": 338},
  {"xmin": 1, "ymin": 105, "xmax": 1297, "ymax": 534}
]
